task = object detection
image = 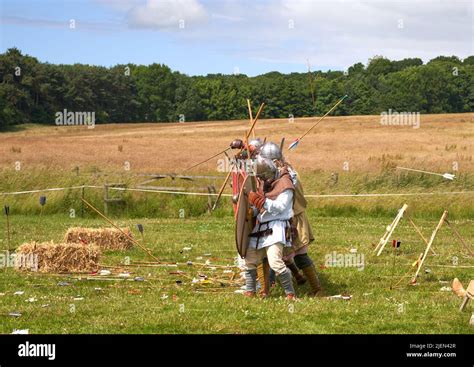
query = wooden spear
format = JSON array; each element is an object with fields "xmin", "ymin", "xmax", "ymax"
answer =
[
  {"xmin": 183, "ymin": 147, "xmax": 232, "ymax": 172},
  {"xmin": 247, "ymin": 99, "xmax": 255, "ymax": 139},
  {"xmin": 288, "ymin": 95, "xmax": 347, "ymax": 150},
  {"xmin": 211, "ymin": 103, "xmax": 265, "ymax": 211},
  {"xmin": 211, "ymin": 165, "xmax": 234, "ymax": 211},
  {"xmin": 81, "ymin": 198, "xmax": 160, "ymax": 262}
]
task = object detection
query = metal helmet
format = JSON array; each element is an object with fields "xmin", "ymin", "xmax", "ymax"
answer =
[
  {"xmin": 248, "ymin": 138, "xmax": 263, "ymax": 151},
  {"xmin": 253, "ymin": 155, "xmax": 277, "ymax": 182},
  {"xmin": 260, "ymin": 142, "xmax": 283, "ymax": 161}
]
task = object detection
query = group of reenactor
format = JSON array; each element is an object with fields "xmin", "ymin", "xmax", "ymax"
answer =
[{"xmin": 229, "ymin": 138, "xmax": 322, "ymax": 300}]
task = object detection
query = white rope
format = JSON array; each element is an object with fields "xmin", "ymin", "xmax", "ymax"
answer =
[
  {"xmin": 0, "ymin": 186, "xmax": 88, "ymax": 196},
  {"xmin": 1, "ymin": 185, "xmax": 473, "ymax": 198},
  {"xmin": 98, "ymin": 186, "xmax": 231, "ymax": 197},
  {"xmin": 305, "ymin": 191, "xmax": 474, "ymax": 198}
]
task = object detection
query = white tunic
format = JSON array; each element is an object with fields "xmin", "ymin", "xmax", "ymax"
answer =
[{"xmin": 248, "ymin": 189, "xmax": 294, "ymax": 249}]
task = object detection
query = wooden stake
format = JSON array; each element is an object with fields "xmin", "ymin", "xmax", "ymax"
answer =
[
  {"xmin": 81, "ymin": 186, "xmax": 85, "ymax": 218},
  {"xmin": 81, "ymin": 198, "xmax": 160, "ymax": 262},
  {"xmin": 411, "ymin": 210, "xmax": 448, "ymax": 283},
  {"xmin": 376, "ymin": 204, "xmax": 408, "ymax": 256},
  {"xmin": 5, "ymin": 206, "xmax": 11, "ymax": 252}
]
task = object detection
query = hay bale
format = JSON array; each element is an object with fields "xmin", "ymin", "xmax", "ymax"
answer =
[
  {"xmin": 64, "ymin": 227, "xmax": 134, "ymax": 251},
  {"xmin": 15, "ymin": 241, "xmax": 101, "ymax": 273}
]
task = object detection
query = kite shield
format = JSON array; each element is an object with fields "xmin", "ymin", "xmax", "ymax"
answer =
[{"xmin": 235, "ymin": 174, "xmax": 257, "ymax": 259}]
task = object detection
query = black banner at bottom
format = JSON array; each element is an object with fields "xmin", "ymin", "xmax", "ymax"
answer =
[{"xmin": 0, "ymin": 334, "xmax": 471, "ymax": 364}]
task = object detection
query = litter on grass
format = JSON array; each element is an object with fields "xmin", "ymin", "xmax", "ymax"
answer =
[{"xmin": 12, "ymin": 329, "xmax": 29, "ymax": 335}]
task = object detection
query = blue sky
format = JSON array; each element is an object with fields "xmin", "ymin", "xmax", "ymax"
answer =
[{"xmin": 0, "ymin": 0, "xmax": 472, "ymax": 76}]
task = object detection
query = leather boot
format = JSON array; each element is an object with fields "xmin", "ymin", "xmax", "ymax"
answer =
[
  {"xmin": 257, "ymin": 261, "xmax": 270, "ymax": 297},
  {"xmin": 287, "ymin": 261, "xmax": 307, "ymax": 285},
  {"xmin": 301, "ymin": 265, "xmax": 322, "ymax": 296}
]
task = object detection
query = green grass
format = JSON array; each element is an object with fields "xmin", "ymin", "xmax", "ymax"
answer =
[{"xmin": 0, "ymin": 213, "xmax": 473, "ymax": 334}]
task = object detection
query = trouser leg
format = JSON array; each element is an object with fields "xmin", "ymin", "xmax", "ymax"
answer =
[{"xmin": 266, "ymin": 244, "xmax": 295, "ymax": 296}]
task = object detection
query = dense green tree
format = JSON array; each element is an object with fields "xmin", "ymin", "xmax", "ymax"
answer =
[{"xmin": 0, "ymin": 48, "xmax": 472, "ymax": 128}]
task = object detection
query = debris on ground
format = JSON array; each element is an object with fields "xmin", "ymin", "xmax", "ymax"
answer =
[
  {"xmin": 327, "ymin": 294, "xmax": 352, "ymax": 301},
  {"xmin": 12, "ymin": 329, "xmax": 29, "ymax": 334}
]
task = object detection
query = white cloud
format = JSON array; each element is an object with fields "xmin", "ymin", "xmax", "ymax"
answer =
[
  {"xmin": 264, "ymin": 0, "xmax": 473, "ymax": 66},
  {"xmin": 182, "ymin": 0, "xmax": 473, "ymax": 71},
  {"xmin": 127, "ymin": 0, "xmax": 207, "ymax": 29}
]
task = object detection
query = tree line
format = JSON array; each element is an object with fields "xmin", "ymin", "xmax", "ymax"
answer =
[{"xmin": 0, "ymin": 47, "xmax": 472, "ymax": 128}]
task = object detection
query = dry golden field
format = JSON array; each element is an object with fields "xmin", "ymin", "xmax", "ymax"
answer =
[{"xmin": 0, "ymin": 113, "xmax": 473, "ymax": 174}]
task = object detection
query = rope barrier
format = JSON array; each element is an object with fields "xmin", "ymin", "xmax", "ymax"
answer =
[{"xmin": 1, "ymin": 185, "xmax": 473, "ymax": 198}]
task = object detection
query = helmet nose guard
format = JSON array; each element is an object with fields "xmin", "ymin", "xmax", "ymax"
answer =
[{"xmin": 253, "ymin": 155, "xmax": 277, "ymax": 182}]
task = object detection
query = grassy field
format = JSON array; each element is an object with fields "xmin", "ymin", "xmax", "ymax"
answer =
[
  {"xmin": 0, "ymin": 113, "xmax": 473, "ymax": 173},
  {"xmin": 0, "ymin": 114, "xmax": 473, "ymax": 334},
  {"xmin": 0, "ymin": 213, "xmax": 473, "ymax": 334}
]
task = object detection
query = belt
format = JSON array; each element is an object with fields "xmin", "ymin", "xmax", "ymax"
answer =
[{"xmin": 248, "ymin": 228, "xmax": 273, "ymax": 238}]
